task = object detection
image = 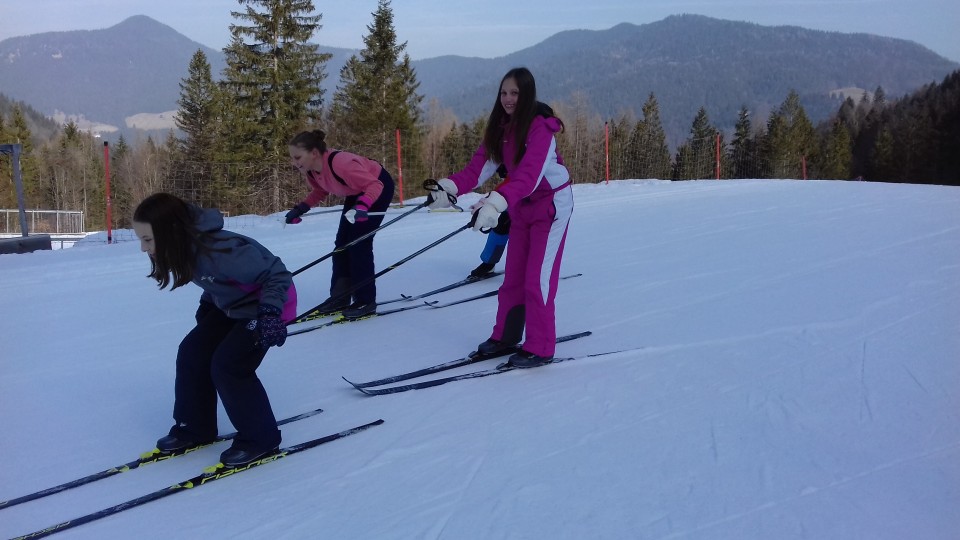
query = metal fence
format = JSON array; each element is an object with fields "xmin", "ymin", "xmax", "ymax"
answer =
[{"xmin": 0, "ymin": 210, "xmax": 85, "ymax": 235}]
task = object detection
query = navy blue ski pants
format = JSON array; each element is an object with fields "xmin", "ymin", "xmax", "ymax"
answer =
[
  {"xmin": 331, "ymin": 167, "xmax": 396, "ymax": 304},
  {"xmin": 170, "ymin": 308, "xmax": 281, "ymax": 453}
]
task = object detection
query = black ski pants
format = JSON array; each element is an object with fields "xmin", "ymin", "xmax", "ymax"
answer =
[
  {"xmin": 170, "ymin": 307, "xmax": 281, "ymax": 453},
  {"xmin": 331, "ymin": 167, "xmax": 396, "ymax": 304}
]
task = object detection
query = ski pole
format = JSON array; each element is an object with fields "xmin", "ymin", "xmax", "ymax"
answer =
[
  {"xmin": 344, "ymin": 209, "xmax": 392, "ymax": 224},
  {"xmin": 300, "ymin": 207, "xmax": 346, "ymax": 217},
  {"xmin": 290, "ymin": 223, "xmax": 471, "ymax": 325},
  {"xmin": 291, "ymin": 201, "xmax": 428, "ymax": 277}
]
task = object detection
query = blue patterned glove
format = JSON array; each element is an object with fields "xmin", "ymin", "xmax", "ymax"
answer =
[{"xmin": 256, "ymin": 304, "xmax": 287, "ymax": 349}]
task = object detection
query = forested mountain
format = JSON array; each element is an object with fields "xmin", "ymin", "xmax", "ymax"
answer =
[
  {"xmin": 414, "ymin": 15, "xmax": 958, "ymax": 145},
  {"xmin": 0, "ymin": 16, "xmax": 226, "ymax": 134},
  {"xmin": 0, "ymin": 94, "xmax": 59, "ymax": 142},
  {"xmin": 0, "ymin": 14, "xmax": 955, "ymax": 146}
]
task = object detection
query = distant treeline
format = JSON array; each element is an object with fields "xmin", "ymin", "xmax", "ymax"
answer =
[{"xmin": 1, "ymin": 0, "xmax": 956, "ymax": 232}]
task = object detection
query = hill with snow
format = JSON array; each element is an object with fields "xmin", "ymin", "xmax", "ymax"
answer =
[{"xmin": 1, "ymin": 179, "xmax": 958, "ymax": 539}]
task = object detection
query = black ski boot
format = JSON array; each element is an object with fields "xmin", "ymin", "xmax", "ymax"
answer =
[
  {"xmin": 342, "ymin": 301, "xmax": 377, "ymax": 320},
  {"xmin": 314, "ymin": 295, "xmax": 350, "ymax": 317},
  {"xmin": 470, "ymin": 262, "xmax": 496, "ymax": 278},
  {"xmin": 220, "ymin": 446, "xmax": 279, "ymax": 468},
  {"xmin": 476, "ymin": 338, "xmax": 519, "ymax": 357},
  {"xmin": 507, "ymin": 350, "xmax": 554, "ymax": 368},
  {"xmin": 156, "ymin": 433, "xmax": 214, "ymax": 453}
]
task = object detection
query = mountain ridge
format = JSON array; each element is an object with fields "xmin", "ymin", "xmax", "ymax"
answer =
[{"xmin": 0, "ymin": 14, "xmax": 955, "ymax": 145}]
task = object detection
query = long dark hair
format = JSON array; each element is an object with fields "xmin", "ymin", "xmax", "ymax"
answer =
[
  {"xmin": 133, "ymin": 193, "xmax": 200, "ymax": 290},
  {"xmin": 481, "ymin": 67, "xmax": 564, "ymax": 166}
]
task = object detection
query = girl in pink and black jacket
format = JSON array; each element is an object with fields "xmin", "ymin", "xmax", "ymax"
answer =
[
  {"xmin": 427, "ymin": 67, "xmax": 574, "ymax": 368},
  {"xmin": 285, "ymin": 130, "xmax": 396, "ymax": 320}
]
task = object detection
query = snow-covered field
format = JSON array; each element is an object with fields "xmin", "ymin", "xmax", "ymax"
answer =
[{"xmin": 2, "ymin": 179, "xmax": 958, "ymax": 539}]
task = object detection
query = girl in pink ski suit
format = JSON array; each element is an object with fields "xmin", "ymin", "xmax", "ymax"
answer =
[{"xmin": 428, "ymin": 67, "xmax": 573, "ymax": 367}]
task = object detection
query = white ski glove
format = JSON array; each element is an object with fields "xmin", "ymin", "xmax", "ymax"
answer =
[
  {"xmin": 472, "ymin": 191, "xmax": 508, "ymax": 232},
  {"xmin": 426, "ymin": 178, "xmax": 459, "ymax": 210}
]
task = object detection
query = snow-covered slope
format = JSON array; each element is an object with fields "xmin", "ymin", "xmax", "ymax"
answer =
[{"xmin": 2, "ymin": 179, "xmax": 958, "ymax": 539}]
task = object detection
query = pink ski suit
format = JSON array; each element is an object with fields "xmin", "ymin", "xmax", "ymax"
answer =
[{"xmin": 448, "ymin": 115, "xmax": 573, "ymax": 357}]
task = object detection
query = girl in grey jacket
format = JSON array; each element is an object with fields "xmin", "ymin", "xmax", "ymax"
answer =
[{"xmin": 132, "ymin": 193, "xmax": 297, "ymax": 468}]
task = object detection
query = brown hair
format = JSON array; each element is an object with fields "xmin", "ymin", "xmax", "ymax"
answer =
[
  {"xmin": 289, "ymin": 129, "xmax": 328, "ymax": 153},
  {"xmin": 481, "ymin": 67, "xmax": 563, "ymax": 166},
  {"xmin": 133, "ymin": 193, "xmax": 200, "ymax": 290}
]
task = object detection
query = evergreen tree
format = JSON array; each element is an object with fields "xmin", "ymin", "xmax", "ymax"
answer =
[
  {"xmin": 176, "ymin": 50, "xmax": 223, "ymax": 207},
  {"xmin": 329, "ymin": 0, "xmax": 423, "ymax": 199},
  {"xmin": 869, "ymin": 127, "xmax": 896, "ymax": 181},
  {"xmin": 817, "ymin": 119, "xmax": 853, "ymax": 180},
  {"xmin": 674, "ymin": 107, "xmax": 717, "ymax": 180},
  {"xmin": 220, "ymin": 0, "xmax": 330, "ymax": 212},
  {"xmin": 439, "ymin": 119, "xmax": 484, "ymax": 178},
  {"xmin": 9, "ymin": 106, "xmax": 39, "ymax": 205},
  {"xmin": 873, "ymin": 86, "xmax": 886, "ymax": 108},
  {"xmin": 627, "ymin": 93, "xmax": 671, "ymax": 179},
  {"xmin": 177, "ymin": 50, "xmax": 218, "ymax": 165},
  {"xmin": 762, "ymin": 90, "xmax": 818, "ymax": 179},
  {"xmin": 728, "ymin": 106, "xmax": 762, "ymax": 179}
]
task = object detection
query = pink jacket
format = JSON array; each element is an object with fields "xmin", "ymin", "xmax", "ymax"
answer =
[
  {"xmin": 448, "ymin": 116, "xmax": 569, "ymax": 208},
  {"xmin": 301, "ymin": 150, "xmax": 385, "ymax": 208}
]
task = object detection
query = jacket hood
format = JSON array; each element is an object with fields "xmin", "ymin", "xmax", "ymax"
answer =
[{"xmin": 192, "ymin": 205, "xmax": 225, "ymax": 233}]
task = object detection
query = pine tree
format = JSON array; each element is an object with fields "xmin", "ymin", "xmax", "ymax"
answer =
[
  {"xmin": 762, "ymin": 90, "xmax": 818, "ymax": 179},
  {"xmin": 8, "ymin": 106, "xmax": 40, "ymax": 205},
  {"xmin": 869, "ymin": 127, "xmax": 896, "ymax": 181},
  {"xmin": 177, "ymin": 51, "xmax": 218, "ymax": 165},
  {"xmin": 176, "ymin": 50, "xmax": 224, "ymax": 208},
  {"xmin": 439, "ymin": 119, "xmax": 484, "ymax": 178},
  {"xmin": 328, "ymin": 0, "xmax": 423, "ymax": 199},
  {"xmin": 728, "ymin": 106, "xmax": 762, "ymax": 179},
  {"xmin": 817, "ymin": 119, "xmax": 852, "ymax": 180},
  {"xmin": 220, "ymin": 0, "xmax": 331, "ymax": 212},
  {"xmin": 627, "ymin": 93, "xmax": 671, "ymax": 180},
  {"xmin": 674, "ymin": 107, "xmax": 716, "ymax": 180}
]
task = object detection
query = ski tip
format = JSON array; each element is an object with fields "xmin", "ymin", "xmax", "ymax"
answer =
[{"xmin": 342, "ymin": 376, "xmax": 373, "ymax": 392}]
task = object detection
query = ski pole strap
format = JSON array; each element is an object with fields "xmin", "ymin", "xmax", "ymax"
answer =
[{"xmin": 423, "ymin": 179, "xmax": 458, "ymax": 207}]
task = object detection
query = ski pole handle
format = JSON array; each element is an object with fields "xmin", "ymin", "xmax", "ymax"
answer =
[{"xmin": 344, "ymin": 209, "xmax": 390, "ymax": 224}]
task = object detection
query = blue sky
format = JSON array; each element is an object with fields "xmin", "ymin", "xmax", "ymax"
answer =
[{"xmin": 2, "ymin": 0, "xmax": 958, "ymax": 62}]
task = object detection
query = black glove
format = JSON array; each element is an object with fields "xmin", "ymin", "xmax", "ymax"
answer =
[
  {"xmin": 285, "ymin": 202, "xmax": 310, "ymax": 224},
  {"xmin": 195, "ymin": 300, "xmax": 216, "ymax": 324},
  {"xmin": 255, "ymin": 304, "xmax": 287, "ymax": 350}
]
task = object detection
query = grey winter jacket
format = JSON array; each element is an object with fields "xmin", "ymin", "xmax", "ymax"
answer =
[{"xmin": 190, "ymin": 206, "xmax": 294, "ymax": 321}]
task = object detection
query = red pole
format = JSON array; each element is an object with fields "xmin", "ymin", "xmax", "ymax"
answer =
[
  {"xmin": 395, "ymin": 128, "xmax": 405, "ymax": 204},
  {"xmin": 801, "ymin": 155, "xmax": 808, "ymax": 180},
  {"xmin": 103, "ymin": 141, "xmax": 112, "ymax": 244},
  {"xmin": 715, "ymin": 133, "xmax": 721, "ymax": 180},
  {"xmin": 604, "ymin": 121, "xmax": 610, "ymax": 184}
]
